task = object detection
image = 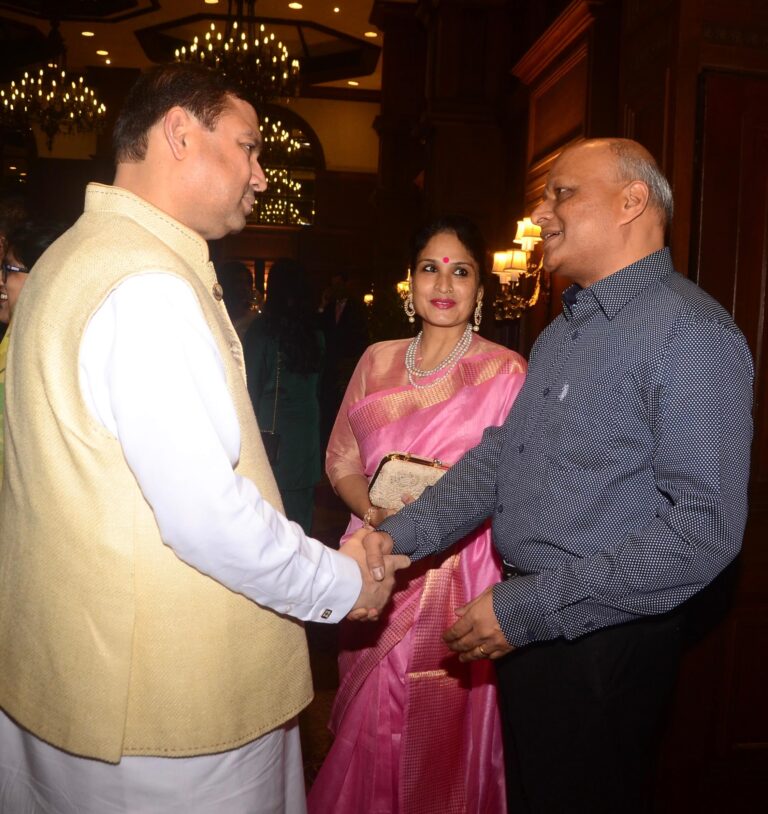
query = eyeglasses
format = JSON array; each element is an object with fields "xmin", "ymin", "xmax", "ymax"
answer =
[{"xmin": 1, "ymin": 262, "xmax": 29, "ymax": 284}]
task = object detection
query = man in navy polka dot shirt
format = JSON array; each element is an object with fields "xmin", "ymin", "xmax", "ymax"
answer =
[{"xmin": 365, "ymin": 138, "xmax": 754, "ymax": 812}]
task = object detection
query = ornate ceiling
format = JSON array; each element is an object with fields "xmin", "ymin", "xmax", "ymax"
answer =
[{"xmin": 0, "ymin": 1, "xmax": 383, "ymax": 90}]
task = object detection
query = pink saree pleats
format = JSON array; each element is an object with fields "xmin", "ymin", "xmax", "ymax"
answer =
[{"xmin": 308, "ymin": 346, "xmax": 525, "ymax": 814}]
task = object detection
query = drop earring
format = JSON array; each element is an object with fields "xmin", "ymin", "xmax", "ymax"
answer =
[
  {"xmin": 473, "ymin": 298, "xmax": 482, "ymax": 331},
  {"xmin": 404, "ymin": 293, "xmax": 416, "ymax": 323}
]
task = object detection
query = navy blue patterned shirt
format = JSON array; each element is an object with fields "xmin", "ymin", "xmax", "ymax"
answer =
[{"xmin": 380, "ymin": 249, "xmax": 754, "ymax": 647}]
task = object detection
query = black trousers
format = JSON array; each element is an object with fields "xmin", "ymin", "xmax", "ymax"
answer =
[{"xmin": 495, "ymin": 612, "xmax": 683, "ymax": 814}]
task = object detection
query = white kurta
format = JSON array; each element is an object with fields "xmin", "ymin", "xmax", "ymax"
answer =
[{"xmin": 0, "ymin": 273, "xmax": 362, "ymax": 813}]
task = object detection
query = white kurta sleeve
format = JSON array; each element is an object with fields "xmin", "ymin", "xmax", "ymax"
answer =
[{"xmin": 78, "ymin": 272, "xmax": 362, "ymax": 622}]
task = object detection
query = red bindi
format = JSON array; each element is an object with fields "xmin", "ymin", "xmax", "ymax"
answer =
[{"xmin": 442, "ymin": 257, "xmax": 450, "ymax": 263}]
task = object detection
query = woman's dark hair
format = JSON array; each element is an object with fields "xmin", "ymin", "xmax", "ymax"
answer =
[
  {"xmin": 263, "ymin": 258, "xmax": 323, "ymax": 375},
  {"xmin": 409, "ymin": 214, "xmax": 488, "ymax": 277},
  {"xmin": 113, "ymin": 63, "xmax": 244, "ymax": 163},
  {"xmin": 8, "ymin": 218, "xmax": 66, "ymax": 268}
]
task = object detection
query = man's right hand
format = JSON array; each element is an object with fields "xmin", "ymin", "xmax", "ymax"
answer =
[
  {"xmin": 341, "ymin": 530, "xmax": 409, "ymax": 621},
  {"xmin": 362, "ymin": 529, "xmax": 395, "ymax": 582}
]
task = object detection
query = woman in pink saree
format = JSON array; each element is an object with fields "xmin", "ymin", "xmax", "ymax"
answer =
[{"xmin": 308, "ymin": 216, "xmax": 526, "ymax": 814}]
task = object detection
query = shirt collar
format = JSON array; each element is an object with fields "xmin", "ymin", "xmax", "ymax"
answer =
[{"xmin": 561, "ymin": 248, "xmax": 673, "ymax": 321}]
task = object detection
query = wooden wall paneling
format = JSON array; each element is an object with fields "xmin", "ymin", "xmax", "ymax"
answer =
[
  {"xmin": 418, "ymin": 0, "xmax": 514, "ymax": 251},
  {"xmin": 694, "ymin": 71, "xmax": 768, "ymax": 495},
  {"xmin": 510, "ymin": 0, "xmax": 620, "ymax": 356},
  {"xmin": 527, "ymin": 45, "xmax": 589, "ymax": 166},
  {"xmin": 619, "ymin": 0, "xmax": 679, "ymax": 253}
]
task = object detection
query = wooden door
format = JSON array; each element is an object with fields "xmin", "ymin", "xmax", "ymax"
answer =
[{"xmin": 656, "ymin": 69, "xmax": 768, "ymax": 813}]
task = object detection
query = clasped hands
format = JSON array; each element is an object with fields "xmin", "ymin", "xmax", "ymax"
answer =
[
  {"xmin": 341, "ymin": 529, "xmax": 410, "ymax": 621},
  {"xmin": 347, "ymin": 529, "xmax": 515, "ymax": 661}
]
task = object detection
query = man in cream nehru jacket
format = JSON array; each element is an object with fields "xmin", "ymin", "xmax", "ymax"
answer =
[{"xmin": 0, "ymin": 63, "xmax": 408, "ymax": 814}]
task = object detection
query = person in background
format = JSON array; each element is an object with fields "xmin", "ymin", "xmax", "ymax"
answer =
[
  {"xmin": 0, "ymin": 63, "xmax": 408, "ymax": 814},
  {"xmin": 318, "ymin": 270, "xmax": 369, "ymax": 450},
  {"xmin": 364, "ymin": 139, "xmax": 754, "ymax": 813},
  {"xmin": 0, "ymin": 198, "xmax": 26, "ymax": 346},
  {"xmin": 217, "ymin": 258, "xmax": 259, "ymax": 341},
  {"xmin": 244, "ymin": 258, "xmax": 324, "ymax": 534},
  {"xmin": 0, "ymin": 218, "xmax": 65, "ymax": 485},
  {"xmin": 309, "ymin": 215, "xmax": 527, "ymax": 814}
]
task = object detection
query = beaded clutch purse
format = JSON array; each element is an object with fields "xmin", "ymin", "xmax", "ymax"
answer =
[{"xmin": 368, "ymin": 452, "xmax": 449, "ymax": 510}]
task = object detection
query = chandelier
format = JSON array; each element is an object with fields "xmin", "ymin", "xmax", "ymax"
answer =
[
  {"xmin": 250, "ymin": 114, "xmax": 314, "ymax": 226},
  {"xmin": 174, "ymin": 0, "xmax": 300, "ymax": 109},
  {"xmin": 0, "ymin": 21, "xmax": 106, "ymax": 151}
]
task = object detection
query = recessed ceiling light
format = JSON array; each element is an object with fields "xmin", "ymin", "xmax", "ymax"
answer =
[
  {"xmin": 105, "ymin": 59, "xmax": 112, "ymax": 65},
  {"xmin": 204, "ymin": 0, "xmax": 219, "ymax": 5},
  {"xmin": 347, "ymin": 80, "xmax": 359, "ymax": 86},
  {"xmin": 96, "ymin": 49, "xmax": 109, "ymax": 56},
  {"xmin": 288, "ymin": 2, "xmax": 303, "ymax": 8},
  {"xmin": 333, "ymin": 6, "xmax": 340, "ymax": 12},
  {"xmin": 364, "ymin": 31, "xmax": 378, "ymax": 38},
  {"xmin": 81, "ymin": 31, "xmax": 95, "ymax": 37},
  {"xmin": 9, "ymin": 165, "xmax": 17, "ymax": 171}
]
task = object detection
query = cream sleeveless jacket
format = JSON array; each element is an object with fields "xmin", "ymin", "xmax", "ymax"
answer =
[{"xmin": 0, "ymin": 184, "xmax": 312, "ymax": 763}]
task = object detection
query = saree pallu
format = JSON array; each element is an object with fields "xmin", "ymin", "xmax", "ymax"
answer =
[{"xmin": 309, "ymin": 346, "xmax": 525, "ymax": 814}]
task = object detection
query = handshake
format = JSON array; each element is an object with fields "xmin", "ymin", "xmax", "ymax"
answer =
[
  {"xmin": 339, "ymin": 527, "xmax": 409, "ymax": 622},
  {"xmin": 339, "ymin": 527, "xmax": 515, "ymax": 662}
]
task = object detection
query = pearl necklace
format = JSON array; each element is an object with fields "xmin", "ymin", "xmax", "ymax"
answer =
[{"xmin": 405, "ymin": 323, "xmax": 473, "ymax": 389}]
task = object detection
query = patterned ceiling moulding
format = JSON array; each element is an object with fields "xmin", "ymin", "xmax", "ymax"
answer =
[
  {"xmin": 0, "ymin": 17, "xmax": 49, "ymax": 81},
  {"xmin": 0, "ymin": 0, "xmax": 160, "ymax": 23}
]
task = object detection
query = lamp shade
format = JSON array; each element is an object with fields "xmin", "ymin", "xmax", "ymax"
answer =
[
  {"xmin": 514, "ymin": 217, "xmax": 542, "ymax": 253},
  {"xmin": 493, "ymin": 249, "xmax": 529, "ymax": 285}
]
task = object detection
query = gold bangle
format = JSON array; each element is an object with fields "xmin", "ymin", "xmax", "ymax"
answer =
[{"xmin": 363, "ymin": 506, "xmax": 377, "ymax": 527}]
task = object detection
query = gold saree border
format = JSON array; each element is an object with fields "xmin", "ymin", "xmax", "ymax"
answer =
[{"xmin": 349, "ymin": 353, "xmax": 523, "ymax": 445}]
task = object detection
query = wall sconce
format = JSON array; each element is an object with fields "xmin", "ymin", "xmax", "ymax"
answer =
[
  {"xmin": 396, "ymin": 269, "xmax": 411, "ymax": 300},
  {"xmin": 363, "ymin": 292, "xmax": 374, "ymax": 306},
  {"xmin": 492, "ymin": 218, "xmax": 544, "ymax": 321}
]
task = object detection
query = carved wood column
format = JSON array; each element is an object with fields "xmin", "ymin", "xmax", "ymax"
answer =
[
  {"xmin": 417, "ymin": 0, "xmax": 515, "ymax": 252},
  {"xmin": 370, "ymin": 0, "xmax": 427, "ymax": 286}
]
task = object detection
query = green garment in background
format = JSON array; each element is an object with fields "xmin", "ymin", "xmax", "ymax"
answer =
[
  {"xmin": 0, "ymin": 328, "xmax": 9, "ymax": 488},
  {"xmin": 243, "ymin": 317, "xmax": 323, "ymax": 534}
]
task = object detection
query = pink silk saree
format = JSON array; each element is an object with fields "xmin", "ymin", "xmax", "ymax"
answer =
[{"xmin": 309, "ymin": 337, "xmax": 526, "ymax": 814}]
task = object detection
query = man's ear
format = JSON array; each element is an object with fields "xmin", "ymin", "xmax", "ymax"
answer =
[
  {"xmin": 163, "ymin": 106, "xmax": 193, "ymax": 160},
  {"xmin": 619, "ymin": 180, "xmax": 650, "ymax": 225}
]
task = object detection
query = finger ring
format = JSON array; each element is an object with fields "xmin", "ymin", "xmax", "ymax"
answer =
[{"xmin": 478, "ymin": 645, "xmax": 488, "ymax": 657}]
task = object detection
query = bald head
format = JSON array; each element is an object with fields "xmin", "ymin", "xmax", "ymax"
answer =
[{"xmin": 531, "ymin": 138, "xmax": 670, "ymax": 287}]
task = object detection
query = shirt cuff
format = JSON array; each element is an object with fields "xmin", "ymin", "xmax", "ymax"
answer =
[
  {"xmin": 492, "ymin": 576, "xmax": 552, "ymax": 647},
  {"xmin": 378, "ymin": 513, "xmax": 420, "ymax": 557},
  {"xmin": 289, "ymin": 546, "xmax": 363, "ymax": 623}
]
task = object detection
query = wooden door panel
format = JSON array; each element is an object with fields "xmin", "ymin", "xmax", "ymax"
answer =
[{"xmin": 658, "ymin": 69, "xmax": 768, "ymax": 812}]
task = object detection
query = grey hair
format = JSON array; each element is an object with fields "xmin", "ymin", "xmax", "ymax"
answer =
[{"xmin": 607, "ymin": 139, "xmax": 674, "ymax": 227}]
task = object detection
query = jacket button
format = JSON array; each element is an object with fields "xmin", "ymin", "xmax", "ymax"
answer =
[
  {"xmin": 518, "ymin": 444, "xmax": 524, "ymax": 453},
  {"xmin": 497, "ymin": 504, "xmax": 504, "ymax": 514},
  {"xmin": 212, "ymin": 282, "xmax": 224, "ymax": 301},
  {"xmin": 543, "ymin": 387, "xmax": 550, "ymax": 396}
]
